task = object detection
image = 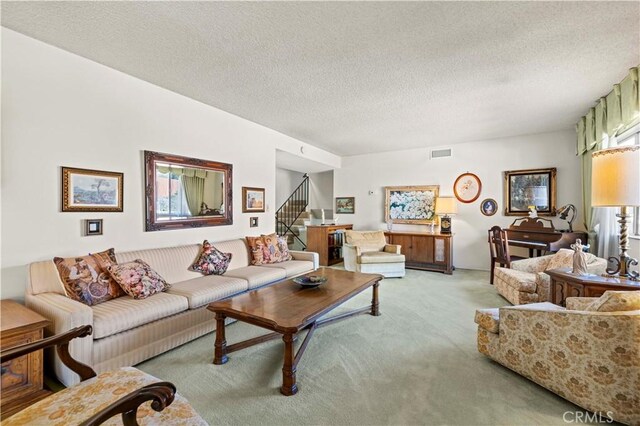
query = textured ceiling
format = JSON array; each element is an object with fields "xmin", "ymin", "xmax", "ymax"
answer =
[{"xmin": 2, "ymin": 1, "xmax": 639, "ymax": 156}]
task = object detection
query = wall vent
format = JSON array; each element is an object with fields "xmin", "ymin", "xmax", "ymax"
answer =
[{"xmin": 430, "ymin": 148, "xmax": 452, "ymax": 159}]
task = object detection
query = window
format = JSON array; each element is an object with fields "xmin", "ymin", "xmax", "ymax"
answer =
[
  {"xmin": 612, "ymin": 126, "xmax": 639, "ymax": 236},
  {"xmin": 155, "ymin": 170, "xmax": 191, "ymax": 220}
]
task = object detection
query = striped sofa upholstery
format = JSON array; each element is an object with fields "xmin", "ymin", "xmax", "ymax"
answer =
[{"xmin": 26, "ymin": 239, "xmax": 318, "ymax": 387}]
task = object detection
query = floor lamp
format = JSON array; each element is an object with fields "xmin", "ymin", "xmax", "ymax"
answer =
[{"xmin": 591, "ymin": 145, "xmax": 640, "ymax": 280}]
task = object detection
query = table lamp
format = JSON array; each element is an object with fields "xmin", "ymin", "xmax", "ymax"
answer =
[
  {"xmin": 591, "ymin": 145, "xmax": 640, "ymax": 280},
  {"xmin": 435, "ymin": 197, "xmax": 458, "ymax": 234},
  {"xmin": 557, "ymin": 204, "xmax": 576, "ymax": 232}
]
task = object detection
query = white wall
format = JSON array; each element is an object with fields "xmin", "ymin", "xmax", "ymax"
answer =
[
  {"xmin": 334, "ymin": 130, "xmax": 583, "ymax": 271},
  {"xmin": 309, "ymin": 171, "xmax": 334, "ymax": 211},
  {"xmin": 275, "ymin": 168, "xmax": 305, "ymax": 208},
  {"xmin": 0, "ymin": 29, "xmax": 334, "ymax": 300}
]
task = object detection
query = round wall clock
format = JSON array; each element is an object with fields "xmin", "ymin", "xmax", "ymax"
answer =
[
  {"xmin": 453, "ymin": 172, "xmax": 482, "ymax": 203},
  {"xmin": 480, "ymin": 198, "xmax": 498, "ymax": 216}
]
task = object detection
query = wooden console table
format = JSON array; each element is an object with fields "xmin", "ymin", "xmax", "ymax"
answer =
[
  {"xmin": 546, "ymin": 268, "xmax": 640, "ymax": 306},
  {"xmin": 384, "ymin": 231, "xmax": 453, "ymax": 274},
  {"xmin": 1, "ymin": 300, "xmax": 51, "ymax": 419}
]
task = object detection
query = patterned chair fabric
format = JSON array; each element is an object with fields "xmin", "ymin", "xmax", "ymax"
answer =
[
  {"xmin": 1, "ymin": 368, "xmax": 207, "ymax": 426},
  {"xmin": 493, "ymin": 249, "xmax": 608, "ymax": 305},
  {"xmin": 475, "ymin": 295, "xmax": 640, "ymax": 425}
]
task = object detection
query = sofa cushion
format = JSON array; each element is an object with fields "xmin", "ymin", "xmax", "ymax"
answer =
[
  {"xmin": 224, "ymin": 266, "xmax": 286, "ymax": 290},
  {"xmin": 92, "ymin": 292, "xmax": 188, "ymax": 339},
  {"xmin": 474, "ymin": 308, "xmax": 500, "ymax": 333},
  {"xmin": 53, "ymin": 249, "xmax": 123, "ymax": 306},
  {"xmin": 493, "ymin": 267, "xmax": 537, "ymax": 293},
  {"xmin": 260, "ymin": 260, "xmax": 315, "ymax": 276},
  {"xmin": 166, "ymin": 275, "xmax": 249, "ymax": 309},
  {"xmin": 190, "ymin": 240, "xmax": 232, "ymax": 276},
  {"xmin": 586, "ymin": 291, "xmax": 640, "ymax": 312},
  {"xmin": 359, "ymin": 252, "xmax": 405, "ymax": 264}
]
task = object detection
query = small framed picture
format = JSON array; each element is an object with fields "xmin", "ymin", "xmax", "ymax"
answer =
[
  {"xmin": 250, "ymin": 217, "xmax": 259, "ymax": 227},
  {"xmin": 453, "ymin": 172, "xmax": 482, "ymax": 203},
  {"xmin": 84, "ymin": 219, "xmax": 103, "ymax": 236},
  {"xmin": 335, "ymin": 197, "xmax": 355, "ymax": 214},
  {"xmin": 62, "ymin": 167, "xmax": 123, "ymax": 212},
  {"xmin": 242, "ymin": 187, "xmax": 265, "ymax": 213},
  {"xmin": 480, "ymin": 199, "xmax": 498, "ymax": 216}
]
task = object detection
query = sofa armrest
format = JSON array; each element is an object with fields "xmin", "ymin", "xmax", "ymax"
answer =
[
  {"xmin": 26, "ymin": 293, "xmax": 94, "ymax": 387},
  {"xmin": 289, "ymin": 250, "xmax": 319, "ymax": 270},
  {"xmin": 565, "ymin": 297, "xmax": 599, "ymax": 311},
  {"xmin": 384, "ymin": 244, "xmax": 401, "ymax": 254},
  {"xmin": 342, "ymin": 244, "xmax": 359, "ymax": 272},
  {"xmin": 511, "ymin": 255, "xmax": 552, "ymax": 273}
]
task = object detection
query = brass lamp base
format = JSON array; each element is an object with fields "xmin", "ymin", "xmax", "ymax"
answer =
[{"xmin": 604, "ymin": 207, "xmax": 639, "ymax": 281}]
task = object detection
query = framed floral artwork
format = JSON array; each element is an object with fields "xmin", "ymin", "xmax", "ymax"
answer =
[
  {"xmin": 453, "ymin": 172, "xmax": 481, "ymax": 203},
  {"xmin": 384, "ymin": 185, "xmax": 439, "ymax": 224},
  {"xmin": 62, "ymin": 167, "xmax": 123, "ymax": 212}
]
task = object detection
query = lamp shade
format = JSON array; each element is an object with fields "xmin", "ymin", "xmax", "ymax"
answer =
[
  {"xmin": 435, "ymin": 196, "xmax": 458, "ymax": 215},
  {"xmin": 591, "ymin": 145, "xmax": 640, "ymax": 207}
]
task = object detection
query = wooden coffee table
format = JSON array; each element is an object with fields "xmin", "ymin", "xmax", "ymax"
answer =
[{"xmin": 207, "ymin": 268, "xmax": 383, "ymax": 395}]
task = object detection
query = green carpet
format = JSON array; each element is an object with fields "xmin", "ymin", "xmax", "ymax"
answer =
[{"xmin": 137, "ymin": 269, "xmax": 590, "ymax": 425}]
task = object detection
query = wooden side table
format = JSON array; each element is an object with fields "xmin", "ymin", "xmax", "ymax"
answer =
[
  {"xmin": 546, "ymin": 268, "xmax": 640, "ymax": 306},
  {"xmin": 1, "ymin": 300, "xmax": 51, "ymax": 419}
]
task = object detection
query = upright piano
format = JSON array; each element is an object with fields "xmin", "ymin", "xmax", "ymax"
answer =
[{"xmin": 504, "ymin": 217, "xmax": 588, "ymax": 257}]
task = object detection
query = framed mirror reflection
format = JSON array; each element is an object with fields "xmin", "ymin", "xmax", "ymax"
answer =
[{"xmin": 144, "ymin": 151, "xmax": 233, "ymax": 231}]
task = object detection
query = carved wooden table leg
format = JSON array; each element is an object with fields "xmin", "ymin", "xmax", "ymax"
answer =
[
  {"xmin": 371, "ymin": 281, "xmax": 381, "ymax": 316},
  {"xmin": 280, "ymin": 333, "xmax": 298, "ymax": 396},
  {"xmin": 213, "ymin": 313, "xmax": 228, "ymax": 365}
]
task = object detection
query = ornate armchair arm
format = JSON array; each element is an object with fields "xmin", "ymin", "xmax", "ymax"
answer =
[
  {"xmin": 80, "ymin": 382, "xmax": 177, "ymax": 426},
  {"xmin": 510, "ymin": 255, "xmax": 552, "ymax": 273},
  {"xmin": 384, "ymin": 244, "xmax": 401, "ymax": 254},
  {"xmin": 1, "ymin": 324, "xmax": 96, "ymax": 381}
]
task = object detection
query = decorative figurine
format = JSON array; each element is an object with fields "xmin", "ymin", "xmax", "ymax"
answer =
[
  {"xmin": 528, "ymin": 206, "xmax": 538, "ymax": 218},
  {"xmin": 571, "ymin": 239, "xmax": 590, "ymax": 275}
]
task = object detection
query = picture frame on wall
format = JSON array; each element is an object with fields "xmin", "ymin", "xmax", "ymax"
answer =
[
  {"xmin": 453, "ymin": 172, "xmax": 482, "ymax": 203},
  {"xmin": 480, "ymin": 198, "xmax": 498, "ymax": 216},
  {"xmin": 242, "ymin": 187, "xmax": 265, "ymax": 213},
  {"xmin": 62, "ymin": 167, "xmax": 123, "ymax": 212},
  {"xmin": 504, "ymin": 167, "xmax": 557, "ymax": 216},
  {"xmin": 384, "ymin": 185, "xmax": 439, "ymax": 224},
  {"xmin": 335, "ymin": 197, "xmax": 355, "ymax": 214},
  {"xmin": 84, "ymin": 219, "xmax": 103, "ymax": 236}
]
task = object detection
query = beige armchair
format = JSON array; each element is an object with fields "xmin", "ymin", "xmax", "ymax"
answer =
[
  {"xmin": 343, "ymin": 230, "xmax": 405, "ymax": 278},
  {"xmin": 493, "ymin": 249, "xmax": 608, "ymax": 305},
  {"xmin": 475, "ymin": 291, "xmax": 640, "ymax": 425}
]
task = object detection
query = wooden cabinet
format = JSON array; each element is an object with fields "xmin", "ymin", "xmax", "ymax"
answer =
[
  {"xmin": 546, "ymin": 268, "xmax": 640, "ymax": 306},
  {"xmin": 306, "ymin": 224, "xmax": 353, "ymax": 266},
  {"xmin": 1, "ymin": 300, "xmax": 51, "ymax": 420},
  {"xmin": 385, "ymin": 231, "xmax": 453, "ymax": 274}
]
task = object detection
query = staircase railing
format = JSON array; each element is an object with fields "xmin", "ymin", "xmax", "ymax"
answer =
[{"xmin": 275, "ymin": 174, "xmax": 309, "ymax": 249}]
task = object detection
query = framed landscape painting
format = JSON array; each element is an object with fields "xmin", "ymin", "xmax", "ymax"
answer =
[
  {"xmin": 242, "ymin": 187, "xmax": 265, "ymax": 213},
  {"xmin": 62, "ymin": 167, "xmax": 123, "ymax": 212},
  {"xmin": 335, "ymin": 197, "xmax": 355, "ymax": 214},
  {"xmin": 503, "ymin": 167, "xmax": 556, "ymax": 216},
  {"xmin": 384, "ymin": 185, "xmax": 439, "ymax": 224}
]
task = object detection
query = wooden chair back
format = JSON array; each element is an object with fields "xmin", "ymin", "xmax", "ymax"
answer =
[{"xmin": 488, "ymin": 225, "xmax": 513, "ymax": 284}]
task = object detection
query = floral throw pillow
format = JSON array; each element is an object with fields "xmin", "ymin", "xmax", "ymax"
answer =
[
  {"xmin": 245, "ymin": 233, "xmax": 292, "ymax": 265},
  {"xmin": 190, "ymin": 240, "xmax": 233, "ymax": 275},
  {"xmin": 54, "ymin": 248, "xmax": 124, "ymax": 306},
  {"xmin": 108, "ymin": 259, "xmax": 170, "ymax": 300}
]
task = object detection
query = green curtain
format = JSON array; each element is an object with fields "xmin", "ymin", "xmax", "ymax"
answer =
[{"xmin": 181, "ymin": 176, "xmax": 205, "ymax": 216}]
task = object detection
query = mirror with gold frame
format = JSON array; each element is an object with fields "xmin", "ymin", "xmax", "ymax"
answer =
[{"xmin": 144, "ymin": 151, "xmax": 232, "ymax": 231}]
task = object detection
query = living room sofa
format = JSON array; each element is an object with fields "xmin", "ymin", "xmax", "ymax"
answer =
[
  {"xmin": 475, "ymin": 295, "xmax": 640, "ymax": 425},
  {"xmin": 26, "ymin": 238, "xmax": 318, "ymax": 387}
]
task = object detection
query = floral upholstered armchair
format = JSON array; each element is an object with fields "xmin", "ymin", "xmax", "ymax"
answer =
[
  {"xmin": 493, "ymin": 249, "xmax": 607, "ymax": 305},
  {"xmin": 0, "ymin": 325, "xmax": 206, "ymax": 426},
  {"xmin": 343, "ymin": 230, "xmax": 405, "ymax": 278},
  {"xmin": 475, "ymin": 291, "xmax": 640, "ymax": 425}
]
